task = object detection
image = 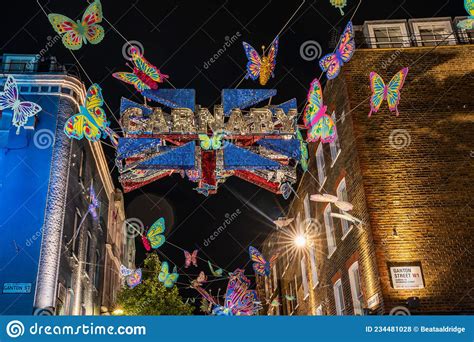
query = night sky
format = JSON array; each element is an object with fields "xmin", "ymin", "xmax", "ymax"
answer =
[{"xmin": 2, "ymin": 0, "xmax": 465, "ymax": 305}]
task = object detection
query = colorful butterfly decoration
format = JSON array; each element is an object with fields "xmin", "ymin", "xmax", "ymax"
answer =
[
  {"xmin": 158, "ymin": 261, "xmax": 179, "ymax": 288},
  {"xmin": 280, "ymin": 182, "xmax": 293, "ymax": 200},
  {"xmin": 368, "ymin": 67, "xmax": 409, "ymax": 117},
  {"xmin": 0, "ymin": 75, "xmax": 42, "ymax": 134},
  {"xmin": 88, "ymin": 184, "xmax": 100, "ymax": 220},
  {"xmin": 194, "ymin": 183, "xmax": 217, "ymax": 197},
  {"xmin": 64, "ymin": 83, "xmax": 119, "ymax": 146},
  {"xmin": 319, "ymin": 21, "xmax": 355, "ymax": 80},
  {"xmin": 285, "ymin": 294, "xmax": 296, "ymax": 301},
  {"xmin": 113, "ymin": 46, "xmax": 169, "ymax": 92},
  {"xmin": 330, "ymin": 0, "xmax": 347, "ymax": 15},
  {"xmin": 270, "ymin": 299, "xmax": 282, "ymax": 307},
  {"xmin": 213, "ymin": 269, "xmax": 259, "ymax": 316},
  {"xmin": 48, "ymin": 0, "xmax": 104, "ymax": 50},
  {"xmin": 195, "ymin": 271, "xmax": 207, "ymax": 286},
  {"xmin": 208, "ymin": 261, "xmax": 223, "ymax": 277},
  {"xmin": 198, "ymin": 133, "xmax": 224, "ymax": 150},
  {"xmin": 249, "ymin": 246, "xmax": 278, "ymax": 277},
  {"xmin": 141, "ymin": 217, "xmax": 166, "ymax": 251},
  {"xmin": 120, "ymin": 265, "xmax": 142, "ymax": 289},
  {"xmin": 311, "ymin": 193, "xmax": 353, "ymax": 211},
  {"xmin": 458, "ymin": 0, "xmax": 474, "ymax": 29},
  {"xmin": 242, "ymin": 37, "xmax": 279, "ymax": 86},
  {"xmin": 296, "ymin": 130, "xmax": 309, "ymax": 172},
  {"xmin": 303, "ymin": 78, "xmax": 337, "ymax": 143},
  {"xmin": 184, "ymin": 250, "xmax": 198, "ymax": 268}
]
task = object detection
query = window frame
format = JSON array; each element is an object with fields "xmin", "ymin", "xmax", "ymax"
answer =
[
  {"xmin": 309, "ymin": 245, "xmax": 319, "ymax": 288},
  {"xmin": 410, "ymin": 18, "xmax": 455, "ymax": 47},
  {"xmin": 333, "ymin": 278, "xmax": 346, "ymax": 315},
  {"xmin": 337, "ymin": 178, "xmax": 352, "ymax": 239},
  {"xmin": 348, "ymin": 261, "xmax": 364, "ymax": 315},
  {"xmin": 329, "ymin": 111, "xmax": 341, "ymax": 167},
  {"xmin": 324, "ymin": 204, "xmax": 337, "ymax": 258},
  {"xmin": 316, "ymin": 143, "xmax": 326, "ymax": 190},
  {"xmin": 366, "ymin": 22, "xmax": 411, "ymax": 48},
  {"xmin": 301, "ymin": 257, "xmax": 309, "ymax": 300}
]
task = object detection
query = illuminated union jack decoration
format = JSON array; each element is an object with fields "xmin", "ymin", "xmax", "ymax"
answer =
[{"xmin": 116, "ymin": 88, "xmax": 306, "ymax": 197}]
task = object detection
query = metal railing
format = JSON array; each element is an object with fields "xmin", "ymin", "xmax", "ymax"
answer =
[{"xmin": 0, "ymin": 61, "xmax": 82, "ymax": 79}]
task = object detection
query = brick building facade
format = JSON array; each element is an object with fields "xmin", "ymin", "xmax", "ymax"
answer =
[{"xmin": 257, "ymin": 17, "xmax": 474, "ymax": 315}]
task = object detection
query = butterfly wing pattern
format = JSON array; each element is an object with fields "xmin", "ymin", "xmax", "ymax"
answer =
[
  {"xmin": 146, "ymin": 217, "xmax": 166, "ymax": 249},
  {"xmin": 243, "ymin": 37, "xmax": 278, "ymax": 86},
  {"xmin": 319, "ymin": 21, "xmax": 354, "ymax": 80},
  {"xmin": 0, "ymin": 76, "xmax": 42, "ymax": 134},
  {"xmin": 249, "ymin": 246, "xmax": 270, "ymax": 276},
  {"xmin": 48, "ymin": 0, "xmax": 104, "ymax": 50},
  {"xmin": 221, "ymin": 269, "xmax": 259, "ymax": 316},
  {"xmin": 159, "ymin": 262, "xmax": 179, "ymax": 288},
  {"xmin": 184, "ymin": 249, "xmax": 198, "ymax": 268},
  {"xmin": 369, "ymin": 68, "xmax": 409, "ymax": 117},
  {"xmin": 303, "ymin": 78, "xmax": 337, "ymax": 143},
  {"xmin": 458, "ymin": 0, "xmax": 474, "ymax": 29},
  {"xmin": 242, "ymin": 42, "xmax": 262, "ymax": 81}
]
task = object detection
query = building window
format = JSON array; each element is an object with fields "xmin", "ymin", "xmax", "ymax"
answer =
[
  {"xmin": 316, "ymin": 305, "xmax": 323, "ymax": 315},
  {"xmin": 301, "ymin": 257, "xmax": 309, "ymax": 299},
  {"xmin": 94, "ymin": 249, "xmax": 101, "ymax": 290},
  {"xmin": 85, "ymin": 232, "xmax": 92, "ymax": 275},
  {"xmin": 288, "ymin": 282, "xmax": 294, "ymax": 314},
  {"xmin": 294, "ymin": 274, "xmax": 299, "ymax": 308},
  {"xmin": 329, "ymin": 112, "xmax": 341, "ymax": 166},
  {"xmin": 366, "ymin": 22, "xmax": 410, "ymax": 48},
  {"xmin": 309, "ymin": 246, "xmax": 319, "ymax": 288},
  {"xmin": 324, "ymin": 204, "xmax": 337, "ymax": 257},
  {"xmin": 2, "ymin": 55, "xmax": 37, "ymax": 72},
  {"xmin": 455, "ymin": 17, "xmax": 474, "ymax": 43},
  {"xmin": 333, "ymin": 279, "xmax": 346, "ymax": 315},
  {"xmin": 272, "ymin": 264, "xmax": 278, "ymax": 292},
  {"xmin": 348, "ymin": 261, "xmax": 364, "ymax": 315},
  {"xmin": 316, "ymin": 144, "xmax": 326, "ymax": 189},
  {"xmin": 410, "ymin": 19, "xmax": 455, "ymax": 46},
  {"xmin": 72, "ymin": 209, "xmax": 81, "ymax": 257},
  {"xmin": 337, "ymin": 178, "xmax": 351, "ymax": 238},
  {"xmin": 304, "ymin": 193, "xmax": 311, "ymax": 224}
]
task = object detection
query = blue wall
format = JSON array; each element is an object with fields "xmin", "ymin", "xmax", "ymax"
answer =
[{"xmin": 0, "ymin": 93, "xmax": 59, "ymax": 314}]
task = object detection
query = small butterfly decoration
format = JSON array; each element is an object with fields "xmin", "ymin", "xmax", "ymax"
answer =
[
  {"xmin": 64, "ymin": 83, "xmax": 119, "ymax": 146},
  {"xmin": 48, "ymin": 0, "xmax": 104, "ymax": 50},
  {"xmin": 296, "ymin": 130, "xmax": 309, "ymax": 172},
  {"xmin": 195, "ymin": 271, "xmax": 207, "ymax": 286},
  {"xmin": 303, "ymin": 78, "xmax": 337, "ymax": 143},
  {"xmin": 458, "ymin": 0, "xmax": 474, "ymax": 30},
  {"xmin": 194, "ymin": 183, "xmax": 217, "ymax": 197},
  {"xmin": 319, "ymin": 21, "xmax": 355, "ymax": 80},
  {"xmin": 242, "ymin": 37, "xmax": 279, "ymax": 86},
  {"xmin": 113, "ymin": 46, "xmax": 169, "ymax": 92},
  {"xmin": 368, "ymin": 67, "xmax": 409, "ymax": 117},
  {"xmin": 184, "ymin": 249, "xmax": 198, "ymax": 268},
  {"xmin": 141, "ymin": 217, "xmax": 166, "ymax": 252},
  {"xmin": 279, "ymin": 182, "xmax": 293, "ymax": 200},
  {"xmin": 285, "ymin": 294, "xmax": 296, "ymax": 301},
  {"xmin": 270, "ymin": 299, "xmax": 281, "ymax": 307},
  {"xmin": 185, "ymin": 297, "xmax": 196, "ymax": 304},
  {"xmin": 208, "ymin": 260, "xmax": 223, "ymax": 277},
  {"xmin": 330, "ymin": 0, "xmax": 347, "ymax": 15},
  {"xmin": 158, "ymin": 261, "xmax": 179, "ymax": 288},
  {"xmin": 120, "ymin": 265, "xmax": 142, "ymax": 289},
  {"xmin": 88, "ymin": 184, "xmax": 100, "ymax": 220},
  {"xmin": 198, "ymin": 132, "xmax": 224, "ymax": 150},
  {"xmin": 249, "ymin": 246, "xmax": 278, "ymax": 276},
  {"xmin": 0, "ymin": 75, "xmax": 42, "ymax": 134},
  {"xmin": 310, "ymin": 193, "xmax": 353, "ymax": 211},
  {"xmin": 273, "ymin": 217, "xmax": 294, "ymax": 229}
]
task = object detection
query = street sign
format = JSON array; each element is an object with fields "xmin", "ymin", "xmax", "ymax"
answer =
[{"xmin": 3, "ymin": 283, "xmax": 32, "ymax": 294}]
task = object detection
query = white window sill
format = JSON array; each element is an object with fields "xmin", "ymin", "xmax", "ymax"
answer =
[
  {"xmin": 318, "ymin": 176, "xmax": 327, "ymax": 192},
  {"xmin": 327, "ymin": 248, "xmax": 336, "ymax": 259},
  {"xmin": 341, "ymin": 225, "xmax": 354, "ymax": 241},
  {"xmin": 330, "ymin": 149, "xmax": 341, "ymax": 168},
  {"xmin": 312, "ymin": 281, "xmax": 319, "ymax": 290},
  {"xmin": 304, "ymin": 293, "xmax": 310, "ymax": 301}
]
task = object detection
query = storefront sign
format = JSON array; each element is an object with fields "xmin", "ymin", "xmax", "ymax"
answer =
[
  {"xmin": 388, "ymin": 262, "xmax": 425, "ymax": 290},
  {"xmin": 367, "ymin": 293, "xmax": 380, "ymax": 308}
]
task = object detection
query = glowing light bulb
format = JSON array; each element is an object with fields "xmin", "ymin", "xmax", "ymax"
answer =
[{"xmin": 294, "ymin": 234, "xmax": 307, "ymax": 247}]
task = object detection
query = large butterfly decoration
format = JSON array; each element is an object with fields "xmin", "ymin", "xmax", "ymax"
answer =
[
  {"xmin": 310, "ymin": 193, "xmax": 353, "ymax": 211},
  {"xmin": 296, "ymin": 129, "xmax": 309, "ymax": 172},
  {"xmin": 242, "ymin": 37, "xmax": 279, "ymax": 86},
  {"xmin": 458, "ymin": 0, "xmax": 474, "ymax": 30},
  {"xmin": 319, "ymin": 21, "xmax": 355, "ymax": 80},
  {"xmin": 88, "ymin": 184, "xmax": 100, "ymax": 220},
  {"xmin": 208, "ymin": 260, "xmax": 223, "ymax": 277},
  {"xmin": 212, "ymin": 269, "xmax": 259, "ymax": 316},
  {"xmin": 48, "ymin": 0, "xmax": 104, "ymax": 50},
  {"xmin": 113, "ymin": 47, "xmax": 169, "ymax": 92},
  {"xmin": 368, "ymin": 67, "xmax": 409, "ymax": 117},
  {"xmin": 120, "ymin": 265, "xmax": 142, "ymax": 289},
  {"xmin": 184, "ymin": 249, "xmax": 198, "ymax": 268},
  {"xmin": 64, "ymin": 83, "xmax": 119, "ymax": 146},
  {"xmin": 303, "ymin": 78, "xmax": 337, "ymax": 143},
  {"xmin": 158, "ymin": 261, "xmax": 179, "ymax": 288},
  {"xmin": 141, "ymin": 217, "xmax": 166, "ymax": 252},
  {"xmin": 0, "ymin": 75, "xmax": 42, "ymax": 134},
  {"xmin": 249, "ymin": 246, "xmax": 278, "ymax": 277}
]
